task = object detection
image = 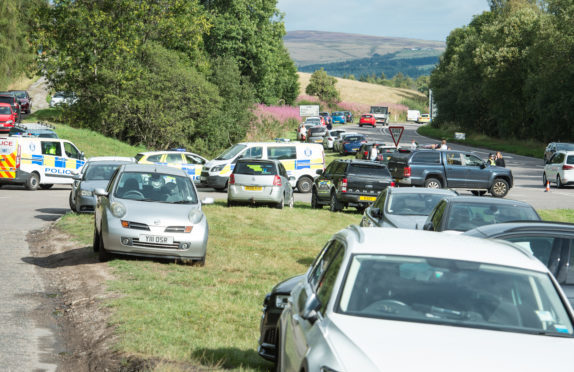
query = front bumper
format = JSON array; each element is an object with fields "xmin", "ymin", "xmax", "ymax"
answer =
[
  {"xmin": 200, "ymin": 171, "xmax": 228, "ymax": 189},
  {"xmin": 258, "ymin": 293, "xmax": 283, "ymax": 362},
  {"xmin": 76, "ymin": 193, "xmax": 97, "ymax": 213}
]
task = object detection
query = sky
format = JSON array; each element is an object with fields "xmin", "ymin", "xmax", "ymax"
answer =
[{"xmin": 276, "ymin": 0, "xmax": 491, "ymax": 42}]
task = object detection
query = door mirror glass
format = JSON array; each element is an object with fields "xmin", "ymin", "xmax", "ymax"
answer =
[{"xmin": 301, "ymin": 292, "xmax": 321, "ymax": 324}]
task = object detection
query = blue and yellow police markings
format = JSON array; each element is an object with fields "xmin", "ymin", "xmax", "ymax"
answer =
[
  {"xmin": 181, "ymin": 164, "xmax": 202, "ymax": 182},
  {"xmin": 21, "ymin": 154, "xmax": 85, "ymax": 177}
]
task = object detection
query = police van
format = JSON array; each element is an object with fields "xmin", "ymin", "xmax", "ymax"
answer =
[
  {"xmin": 200, "ymin": 141, "xmax": 325, "ymax": 192},
  {"xmin": 0, "ymin": 136, "xmax": 85, "ymax": 190}
]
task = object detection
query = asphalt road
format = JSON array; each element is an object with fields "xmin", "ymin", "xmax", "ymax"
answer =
[{"xmin": 1, "ymin": 122, "xmax": 573, "ymax": 368}]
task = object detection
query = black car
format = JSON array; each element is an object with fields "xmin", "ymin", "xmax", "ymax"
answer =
[
  {"xmin": 311, "ymin": 159, "xmax": 394, "ymax": 212},
  {"xmin": 423, "ymin": 196, "xmax": 541, "ymax": 232},
  {"xmin": 464, "ymin": 221, "xmax": 574, "ymax": 307},
  {"xmin": 544, "ymin": 142, "xmax": 574, "ymax": 163},
  {"xmin": 9, "ymin": 90, "xmax": 32, "ymax": 114}
]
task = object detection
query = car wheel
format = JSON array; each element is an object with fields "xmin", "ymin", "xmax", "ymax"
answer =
[
  {"xmin": 69, "ymin": 191, "xmax": 76, "ymax": 211},
  {"xmin": 330, "ymin": 192, "xmax": 342, "ymax": 212},
  {"xmin": 556, "ymin": 175, "xmax": 563, "ymax": 188},
  {"xmin": 227, "ymin": 199, "xmax": 235, "ymax": 207},
  {"xmin": 275, "ymin": 329, "xmax": 282, "ymax": 372},
  {"xmin": 92, "ymin": 227, "xmax": 100, "ymax": 252},
  {"xmin": 25, "ymin": 172, "xmax": 40, "ymax": 191},
  {"xmin": 470, "ymin": 191, "xmax": 487, "ymax": 196},
  {"xmin": 288, "ymin": 194, "xmax": 294, "ymax": 208},
  {"xmin": 98, "ymin": 232, "xmax": 111, "ymax": 262},
  {"xmin": 296, "ymin": 176, "xmax": 313, "ymax": 193},
  {"xmin": 40, "ymin": 184, "xmax": 53, "ymax": 190},
  {"xmin": 276, "ymin": 195, "xmax": 284, "ymax": 209},
  {"xmin": 311, "ymin": 189, "xmax": 322, "ymax": 209},
  {"xmin": 193, "ymin": 258, "xmax": 205, "ymax": 267},
  {"xmin": 424, "ymin": 177, "xmax": 442, "ymax": 189},
  {"xmin": 490, "ymin": 178, "xmax": 509, "ymax": 198},
  {"xmin": 543, "ymin": 172, "xmax": 548, "ymax": 187},
  {"xmin": 359, "ymin": 124, "xmax": 363, "ymax": 127}
]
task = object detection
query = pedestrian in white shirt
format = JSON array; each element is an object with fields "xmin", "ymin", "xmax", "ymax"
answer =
[{"xmin": 370, "ymin": 144, "xmax": 379, "ymax": 161}]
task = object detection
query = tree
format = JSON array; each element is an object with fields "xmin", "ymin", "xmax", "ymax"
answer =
[{"xmin": 305, "ymin": 68, "xmax": 340, "ymax": 105}]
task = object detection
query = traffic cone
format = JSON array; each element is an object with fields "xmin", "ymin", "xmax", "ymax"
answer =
[{"xmin": 545, "ymin": 180, "xmax": 550, "ymax": 192}]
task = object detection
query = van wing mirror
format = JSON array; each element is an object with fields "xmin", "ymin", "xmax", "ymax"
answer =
[{"xmin": 316, "ymin": 169, "xmax": 323, "ymax": 175}]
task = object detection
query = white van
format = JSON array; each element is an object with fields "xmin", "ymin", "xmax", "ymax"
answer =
[
  {"xmin": 407, "ymin": 110, "xmax": 421, "ymax": 122},
  {"xmin": 0, "ymin": 136, "xmax": 85, "ymax": 190},
  {"xmin": 200, "ymin": 142, "xmax": 325, "ymax": 193}
]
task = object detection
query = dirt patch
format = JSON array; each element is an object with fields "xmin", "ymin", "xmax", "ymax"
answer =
[
  {"xmin": 28, "ymin": 76, "xmax": 50, "ymax": 112},
  {"xmin": 27, "ymin": 226, "xmax": 149, "ymax": 371}
]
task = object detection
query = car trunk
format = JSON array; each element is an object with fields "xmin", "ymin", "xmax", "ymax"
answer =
[
  {"xmin": 346, "ymin": 164, "xmax": 392, "ymax": 199},
  {"xmin": 387, "ymin": 151, "xmax": 412, "ymax": 179}
]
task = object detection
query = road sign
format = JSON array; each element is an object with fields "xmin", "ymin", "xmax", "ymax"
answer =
[
  {"xmin": 299, "ymin": 105, "xmax": 319, "ymax": 117},
  {"xmin": 388, "ymin": 126, "xmax": 404, "ymax": 147}
]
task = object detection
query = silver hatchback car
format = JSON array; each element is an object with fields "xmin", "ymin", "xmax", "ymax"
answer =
[
  {"xmin": 227, "ymin": 159, "xmax": 294, "ymax": 208},
  {"xmin": 93, "ymin": 164, "xmax": 212, "ymax": 264}
]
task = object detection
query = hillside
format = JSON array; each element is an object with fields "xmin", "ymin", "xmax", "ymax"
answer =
[
  {"xmin": 297, "ymin": 72, "xmax": 426, "ymax": 106},
  {"xmin": 285, "ymin": 30, "xmax": 445, "ymax": 67}
]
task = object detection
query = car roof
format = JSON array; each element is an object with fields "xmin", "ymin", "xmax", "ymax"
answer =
[
  {"xmin": 464, "ymin": 221, "xmax": 574, "ymax": 238},
  {"xmin": 137, "ymin": 150, "xmax": 202, "ymax": 157},
  {"xmin": 0, "ymin": 102, "xmax": 12, "ymax": 107},
  {"xmin": 443, "ymin": 196, "xmax": 534, "ymax": 208},
  {"xmin": 119, "ymin": 163, "xmax": 188, "ymax": 176},
  {"xmin": 337, "ymin": 227, "xmax": 547, "ymax": 272},
  {"xmin": 87, "ymin": 156, "xmax": 135, "ymax": 163},
  {"xmin": 236, "ymin": 158, "xmax": 279, "ymax": 164},
  {"xmin": 388, "ymin": 187, "xmax": 457, "ymax": 196}
]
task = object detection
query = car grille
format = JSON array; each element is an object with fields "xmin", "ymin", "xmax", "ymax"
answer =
[
  {"xmin": 132, "ymin": 238, "xmax": 180, "ymax": 249},
  {"xmin": 124, "ymin": 221, "xmax": 150, "ymax": 231},
  {"xmin": 165, "ymin": 226, "xmax": 187, "ymax": 233}
]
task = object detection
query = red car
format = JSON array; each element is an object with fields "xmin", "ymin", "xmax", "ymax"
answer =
[
  {"xmin": 0, "ymin": 103, "xmax": 16, "ymax": 132},
  {"xmin": 359, "ymin": 114, "xmax": 376, "ymax": 127}
]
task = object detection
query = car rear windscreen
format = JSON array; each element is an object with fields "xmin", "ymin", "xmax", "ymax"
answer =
[
  {"xmin": 348, "ymin": 164, "xmax": 390, "ymax": 177},
  {"xmin": 345, "ymin": 136, "xmax": 365, "ymax": 142},
  {"xmin": 234, "ymin": 162, "xmax": 277, "ymax": 175}
]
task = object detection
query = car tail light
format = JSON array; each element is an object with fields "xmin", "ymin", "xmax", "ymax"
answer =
[
  {"xmin": 361, "ymin": 140, "xmax": 367, "ymax": 144},
  {"xmin": 341, "ymin": 178, "xmax": 347, "ymax": 192},
  {"xmin": 391, "ymin": 181, "xmax": 396, "ymax": 187},
  {"xmin": 563, "ymin": 165, "xmax": 574, "ymax": 170},
  {"xmin": 273, "ymin": 175, "xmax": 282, "ymax": 186},
  {"xmin": 229, "ymin": 174, "xmax": 235, "ymax": 185},
  {"xmin": 403, "ymin": 166, "xmax": 411, "ymax": 177}
]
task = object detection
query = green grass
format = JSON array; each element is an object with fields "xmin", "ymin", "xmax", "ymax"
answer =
[
  {"xmin": 56, "ymin": 203, "xmax": 358, "ymax": 370},
  {"xmin": 538, "ymin": 209, "xmax": 574, "ymax": 222},
  {"xmin": 417, "ymin": 124, "xmax": 546, "ymax": 159}
]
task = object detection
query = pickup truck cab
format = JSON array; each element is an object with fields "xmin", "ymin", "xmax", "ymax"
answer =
[{"xmin": 387, "ymin": 149, "xmax": 513, "ymax": 197}]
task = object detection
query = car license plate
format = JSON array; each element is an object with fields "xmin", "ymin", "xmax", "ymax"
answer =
[
  {"xmin": 139, "ymin": 235, "xmax": 173, "ymax": 244},
  {"xmin": 359, "ymin": 196, "xmax": 376, "ymax": 201},
  {"xmin": 353, "ymin": 148, "xmax": 359, "ymax": 151},
  {"xmin": 244, "ymin": 186, "xmax": 262, "ymax": 191}
]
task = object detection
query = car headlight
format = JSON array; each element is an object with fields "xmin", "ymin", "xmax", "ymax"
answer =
[
  {"xmin": 80, "ymin": 190, "xmax": 92, "ymax": 197},
  {"xmin": 275, "ymin": 295, "xmax": 289, "ymax": 309},
  {"xmin": 110, "ymin": 202, "xmax": 126, "ymax": 218},
  {"xmin": 188, "ymin": 209, "xmax": 203, "ymax": 224},
  {"xmin": 211, "ymin": 165, "xmax": 225, "ymax": 172}
]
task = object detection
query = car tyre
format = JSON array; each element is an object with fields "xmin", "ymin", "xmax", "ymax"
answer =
[
  {"xmin": 330, "ymin": 192, "xmax": 342, "ymax": 212},
  {"xmin": 424, "ymin": 177, "xmax": 442, "ymax": 189},
  {"xmin": 296, "ymin": 176, "xmax": 313, "ymax": 193},
  {"xmin": 227, "ymin": 199, "xmax": 235, "ymax": 207},
  {"xmin": 490, "ymin": 178, "xmax": 509, "ymax": 198},
  {"xmin": 471, "ymin": 190, "xmax": 487, "ymax": 196},
  {"xmin": 542, "ymin": 172, "xmax": 548, "ymax": 187},
  {"xmin": 98, "ymin": 232, "xmax": 111, "ymax": 262},
  {"xmin": 311, "ymin": 189, "xmax": 322, "ymax": 209},
  {"xmin": 276, "ymin": 195, "xmax": 285, "ymax": 209},
  {"xmin": 69, "ymin": 191, "xmax": 76, "ymax": 212},
  {"xmin": 40, "ymin": 184, "xmax": 53, "ymax": 190},
  {"xmin": 556, "ymin": 175, "xmax": 563, "ymax": 188},
  {"xmin": 288, "ymin": 194, "xmax": 294, "ymax": 208},
  {"xmin": 25, "ymin": 172, "xmax": 40, "ymax": 190},
  {"xmin": 92, "ymin": 228, "xmax": 100, "ymax": 252}
]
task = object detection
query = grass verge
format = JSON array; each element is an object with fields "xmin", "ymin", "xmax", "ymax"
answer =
[
  {"xmin": 56, "ymin": 203, "xmax": 358, "ymax": 370},
  {"xmin": 417, "ymin": 124, "xmax": 546, "ymax": 159}
]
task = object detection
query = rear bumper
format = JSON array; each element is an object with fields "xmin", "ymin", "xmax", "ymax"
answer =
[
  {"xmin": 0, "ymin": 169, "xmax": 31, "ymax": 185},
  {"xmin": 228, "ymin": 185, "xmax": 283, "ymax": 204},
  {"xmin": 339, "ymin": 192, "xmax": 380, "ymax": 206}
]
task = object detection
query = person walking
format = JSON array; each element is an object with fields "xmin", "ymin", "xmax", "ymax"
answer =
[
  {"xmin": 495, "ymin": 151, "xmax": 506, "ymax": 167},
  {"xmin": 370, "ymin": 144, "xmax": 379, "ymax": 161}
]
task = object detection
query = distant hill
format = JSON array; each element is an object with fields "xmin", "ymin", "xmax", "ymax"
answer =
[{"xmin": 285, "ymin": 31, "xmax": 444, "ymax": 66}]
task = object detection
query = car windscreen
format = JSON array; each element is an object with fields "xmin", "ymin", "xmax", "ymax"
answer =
[
  {"xmin": 348, "ymin": 164, "xmax": 390, "ymax": 177},
  {"xmin": 567, "ymin": 156, "xmax": 574, "ymax": 165},
  {"xmin": 338, "ymin": 254, "xmax": 574, "ymax": 336},
  {"xmin": 12, "ymin": 92, "xmax": 26, "ymax": 98},
  {"xmin": 344, "ymin": 136, "xmax": 365, "ymax": 142},
  {"xmin": 446, "ymin": 203, "xmax": 540, "ymax": 232},
  {"xmin": 215, "ymin": 144, "xmax": 247, "ymax": 160},
  {"xmin": 84, "ymin": 163, "xmax": 124, "ymax": 181},
  {"xmin": 234, "ymin": 162, "xmax": 277, "ymax": 176},
  {"xmin": 556, "ymin": 143, "xmax": 574, "ymax": 151},
  {"xmin": 0, "ymin": 106, "xmax": 11, "ymax": 115},
  {"xmin": 114, "ymin": 171, "xmax": 198, "ymax": 204},
  {"xmin": 387, "ymin": 193, "xmax": 451, "ymax": 216}
]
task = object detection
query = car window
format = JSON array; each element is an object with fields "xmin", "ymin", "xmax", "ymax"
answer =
[
  {"xmin": 430, "ymin": 200, "xmax": 447, "ymax": 228},
  {"xmin": 234, "ymin": 162, "xmax": 276, "ymax": 175},
  {"xmin": 333, "ymin": 162, "xmax": 347, "ymax": 174},
  {"xmin": 503, "ymin": 236, "xmax": 562, "ymax": 270},
  {"xmin": 278, "ymin": 163, "xmax": 288, "ymax": 178},
  {"xmin": 308, "ymin": 240, "xmax": 344, "ymax": 291},
  {"xmin": 348, "ymin": 164, "xmax": 390, "ymax": 177},
  {"xmin": 445, "ymin": 152, "xmax": 462, "ymax": 166},
  {"xmin": 84, "ymin": 163, "xmax": 121, "ymax": 181},
  {"xmin": 345, "ymin": 135, "xmax": 364, "ymax": 142},
  {"xmin": 412, "ymin": 151, "xmax": 441, "ymax": 164},
  {"xmin": 106, "ymin": 168, "xmax": 121, "ymax": 193},
  {"xmin": 553, "ymin": 153, "xmax": 565, "ymax": 164},
  {"xmin": 41, "ymin": 141, "xmax": 62, "ymax": 156},
  {"xmin": 337, "ymin": 254, "xmax": 574, "ymax": 336},
  {"xmin": 114, "ymin": 171, "xmax": 197, "ymax": 203},
  {"xmin": 446, "ymin": 203, "xmax": 540, "ymax": 231},
  {"xmin": 244, "ymin": 146, "xmax": 263, "ymax": 159},
  {"xmin": 267, "ymin": 146, "xmax": 296, "ymax": 160},
  {"xmin": 387, "ymin": 193, "xmax": 449, "ymax": 216},
  {"xmin": 185, "ymin": 154, "xmax": 204, "ymax": 164},
  {"xmin": 316, "ymin": 246, "xmax": 345, "ymax": 314},
  {"xmin": 323, "ymin": 162, "xmax": 336, "ymax": 176},
  {"xmin": 463, "ymin": 154, "xmax": 483, "ymax": 167},
  {"xmin": 215, "ymin": 144, "xmax": 247, "ymax": 161},
  {"xmin": 0, "ymin": 106, "xmax": 11, "ymax": 115},
  {"xmin": 166, "ymin": 153, "xmax": 184, "ymax": 164},
  {"xmin": 373, "ymin": 189, "xmax": 388, "ymax": 209},
  {"xmin": 146, "ymin": 154, "xmax": 162, "ymax": 162},
  {"xmin": 64, "ymin": 142, "xmax": 81, "ymax": 159}
]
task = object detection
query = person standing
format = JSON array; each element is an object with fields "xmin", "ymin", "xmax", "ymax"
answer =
[
  {"xmin": 495, "ymin": 151, "xmax": 506, "ymax": 167},
  {"xmin": 410, "ymin": 139, "xmax": 418, "ymax": 150},
  {"xmin": 487, "ymin": 153, "xmax": 496, "ymax": 166},
  {"xmin": 370, "ymin": 144, "xmax": 379, "ymax": 161},
  {"xmin": 439, "ymin": 139, "xmax": 448, "ymax": 150}
]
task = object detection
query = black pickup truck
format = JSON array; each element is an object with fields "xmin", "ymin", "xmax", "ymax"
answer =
[
  {"xmin": 311, "ymin": 159, "xmax": 394, "ymax": 212},
  {"xmin": 387, "ymin": 149, "xmax": 513, "ymax": 197}
]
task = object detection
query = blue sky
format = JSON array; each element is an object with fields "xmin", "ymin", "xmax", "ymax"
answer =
[{"xmin": 276, "ymin": 0, "xmax": 491, "ymax": 41}]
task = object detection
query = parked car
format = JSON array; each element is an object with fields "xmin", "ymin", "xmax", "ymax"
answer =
[
  {"xmin": 360, "ymin": 187, "xmax": 458, "ymax": 229},
  {"xmin": 305, "ymin": 126, "xmax": 327, "ymax": 144},
  {"xmin": 0, "ymin": 93, "xmax": 21, "ymax": 123},
  {"xmin": 423, "ymin": 196, "xmax": 540, "ymax": 233},
  {"xmin": 49, "ymin": 91, "xmax": 78, "ymax": 107},
  {"xmin": 135, "ymin": 150, "xmax": 207, "ymax": 185},
  {"xmin": 93, "ymin": 164, "xmax": 213, "ymax": 264},
  {"xmin": 387, "ymin": 149, "xmax": 513, "ymax": 197},
  {"xmin": 311, "ymin": 159, "xmax": 394, "ymax": 212},
  {"xmin": 0, "ymin": 103, "xmax": 16, "ymax": 133},
  {"xmin": 464, "ymin": 221, "xmax": 574, "ymax": 307},
  {"xmin": 355, "ymin": 143, "xmax": 397, "ymax": 161},
  {"xmin": 338, "ymin": 133, "xmax": 367, "ymax": 155},
  {"xmin": 322, "ymin": 129, "xmax": 346, "ymax": 150},
  {"xmin": 543, "ymin": 150, "xmax": 574, "ymax": 188},
  {"xmin": 417, "ymin": 113, "xmax": 431, "ymax": 123},
  {"xmin": 227, "ymin": 159, "xmax": 294, "ymax": 208},
  {"xmin": 333, "ymin": 132, "xmax": 358, "ymax": 153},
  {"xmin": 331, "ymin": 111, "xmax": 346, "ymax": 124},
  {"xmin": 343, "ymin": 110, "xmax": 353, "ymax": 123},
  {"xmin": 9, "ymin": 122, "xmax": 58, "ymax": 138},
  {"xmin": 303, "ymin": 117, "xmax": 322, "ymax": 126},
  {"xmin": 319, "ymin": 112, "xmax": 331, "ymax": 126},
  {"xmin": 72, "ymin": 160, "xmax": 135, "ymax": 213},
  {"xmin": 9, "ymin": 90, "xmax": 32, "ymax": 114},
  {"xmin": 359, "ymin": 114, "xmax": 376, "ymax": 127},
  {"xmin": 276, "ymin": 227, "xmax": 574, "ymax": 372},
  {"xmin": 544, "ymin": 142, "xmax": 574, "ymax": 163}
]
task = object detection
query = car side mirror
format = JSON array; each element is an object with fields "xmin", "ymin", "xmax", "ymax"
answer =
[
  {"xmin": 423, "ymin": 222, "xmax": 434, "ymax": 231},
  {"xmin": 93, "ymin": 188, "xmax": 108, "ymax": 197},
  {"xmin": 480, "ymin": 162, "xmax": 486, "ymax": 169},
  {"xmin": 316, "ymin": 169, "xmax": 323, "ymax": 175},
  {"xmin": 73, "ymin": 174, "xmax": 82, "ymax": 181},
  {"xmin": 80, "ymin": 152, "xmax": 86, "ymax": 160},
  {"xmin": 371, "ymin": 207, "xmax": 382, "ymax": 219},
  {"xmin": 301, "ymin": 292, "xmax": 321, "ymax": 324},
  {"xmin": 201, "ymin": 197, "xmax": 214, "ymax": 205}
]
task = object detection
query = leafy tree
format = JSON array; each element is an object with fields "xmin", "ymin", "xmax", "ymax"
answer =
[{"xmin": 305, "ymin": 68, "xmax": 340, "ymax": 104}]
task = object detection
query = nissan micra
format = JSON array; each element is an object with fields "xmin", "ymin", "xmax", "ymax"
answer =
[{"xmin": 93, "ymin": 164, "xmax": 212, "ymax": 265}]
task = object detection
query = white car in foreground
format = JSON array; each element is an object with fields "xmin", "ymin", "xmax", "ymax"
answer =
[
  {"xmin": 543, "ymin": 150, "xmax": 574, "ymax": 188},
  {"xmin": 277, "ymin": 227, "xmax": 574, "ymax": 372}
]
